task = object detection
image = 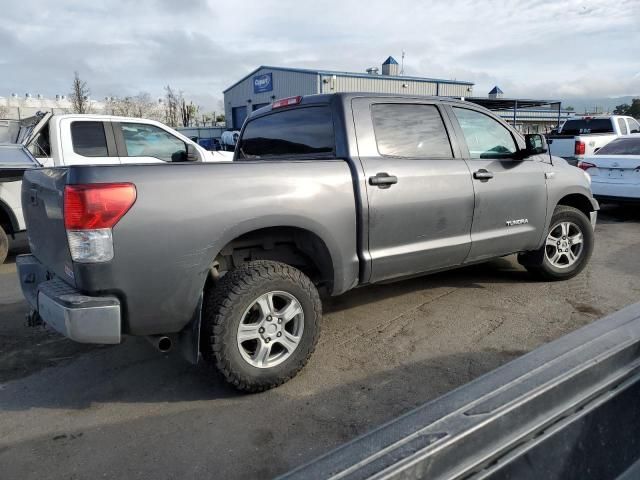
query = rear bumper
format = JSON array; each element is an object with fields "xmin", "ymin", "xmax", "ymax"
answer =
[
  {"xmin": 16, "ymin": 254, "xmax": 121, "ymax": 344},
  {"xmin": 592, "ymin": 182, "xmax": 640, "ymax": 202}
]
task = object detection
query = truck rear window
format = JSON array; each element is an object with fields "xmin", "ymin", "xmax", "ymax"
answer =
[
  {"xmin": 560, "ymin": 119, "xmax": 614, "ymax": 135},
  {"xmin": 237, "ymin": 106, "xmax": 334, "ymax": 159}
]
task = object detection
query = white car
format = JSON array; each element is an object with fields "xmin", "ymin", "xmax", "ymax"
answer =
[
  {"xmin": 548, "ymin": 115, "xmax": 640, "ymax": 165},
  {"xmin": 578, "ymin": 135, "xmax": 640, "ymax": 203},
  {"xmin": 0, "ymin": 113, "xmax": 233, "ymax": 263}
]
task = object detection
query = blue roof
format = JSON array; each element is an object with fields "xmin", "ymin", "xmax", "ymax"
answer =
[
  {"xmin": 382, "ymin": 56, "xmax": 398, "ymax": 65},
  {"xmin": 223, "ymin": 65, "xmax": 474, "ymax": 93},
  {"xmin": 489, "ymin": 86, "xmax": 504, "ymax": 94}
]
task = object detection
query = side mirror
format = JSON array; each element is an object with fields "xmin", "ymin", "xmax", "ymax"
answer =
[
  {"xmin": 523, "ymin": 134, "xmax": 548, "ymax": 157},
  {"xmin": 186, "ymin": 143, "xmax": 202, "ymax": 162}
]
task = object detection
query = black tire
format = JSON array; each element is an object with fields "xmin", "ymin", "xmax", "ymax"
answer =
[
  {"xmin": 0, "ymin": 225, "xmax": 8, "ymax": 265},
  {"xmin": 201, "ymin": 260, "xmax": 322, "ymax": 392},
  {"xmin": 518, "ymin": 205, "xmax": 594, "ymax": 281}
]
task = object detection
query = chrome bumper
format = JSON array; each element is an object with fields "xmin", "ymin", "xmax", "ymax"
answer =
[{"xmin": 16, "ymin": 254, "xmax": 121, "ymax": 344}]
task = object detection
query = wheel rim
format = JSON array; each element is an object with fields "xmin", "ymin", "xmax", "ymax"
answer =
[
  {"xmin": 237, "ymin": 291, "xmax": 305, "ymax": 369},
  {"xmin": 544, "ymin": 221, "xmax": 584, "ymax": 269}
]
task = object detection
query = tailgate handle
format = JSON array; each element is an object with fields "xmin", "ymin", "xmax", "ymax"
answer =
[{"xmin": 369, "ymin": 172, "xmax": 398, "ymax": 189}]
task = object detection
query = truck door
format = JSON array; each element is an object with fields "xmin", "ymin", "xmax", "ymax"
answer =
[
  {"xmin": 352, "ymin": 99, "xmax": 475, "ymax": 283},
  {"xmin": 446, "ymin": 106, "xmax": 548, "ymax": 262},
  {"xmin": 59, "ymin": 118, "xmax": 120, "ymax": 165}
]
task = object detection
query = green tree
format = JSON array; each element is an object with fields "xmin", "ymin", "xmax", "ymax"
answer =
[
  {"xmin": 614, "ymin": 103, "xmax": 630, "ymax": 115},
  {"xmin": 628, "ymin": 98, "xmax": 640, "ymax": 118}
]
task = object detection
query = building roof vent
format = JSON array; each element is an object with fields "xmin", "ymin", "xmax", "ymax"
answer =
[
  {"xmin": 366, "ymin": 67, "xmax": 379, "ymax": 75},
  {"xmin": 488, "ymin": 86, "xmax": 504, "ymax": 98},
  {"xmin": 382, "ymin": 56, "xmax": 399, "ymax": 76}
]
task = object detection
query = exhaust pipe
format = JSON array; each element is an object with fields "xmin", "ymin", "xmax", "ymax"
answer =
[{"xmin": 146, "ymin": 335, "xmax": 173, "ymax": 353}]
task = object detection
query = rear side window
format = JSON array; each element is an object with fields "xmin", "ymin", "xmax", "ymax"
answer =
[
  {"xmin": 452, "ymin": 107, "xmax": 517, "ymax": 159},
  {"xmin": 596, "ymin": 137, "xmax": 640, "ymax": 155},
  {"xmin": 560, "ymin": 119, "xmax": 614, "ymax": 135},
  {"xmin": 237, "ymin": 106, "xmax": 334, "ymax": 159},
  {"xmin": 371, "ymin": 104, "xmax": 453, "ymax": 158},
  {"xmin": 71, "ymin": 121, "xmax": 108, "ymax": 157},
  {"xmin": 617, "ymin": 118, "xmax": 628, "ymax": 135},
  {"xmin": 628, "ymin": 118, "xmax": 640, "ymax": 134}
]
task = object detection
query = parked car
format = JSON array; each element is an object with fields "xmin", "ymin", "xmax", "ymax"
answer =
[
  {"xmin": 0, "ymin": 113, "xmax": 232, "ymax": 264},
  {"xmin": 0, "ymin": 144, "xmax": 38, "ymax": 262},
  {"xmin": 578, "ymin": 135, "xmax": 640, "ymax": 203},
  {"xmin": 547, "ymin": 115, "xmax": 640, "ymax": 165},
  {"xmin": 15, "ymin": 93, "xmax": 598, "ymax": 392}
]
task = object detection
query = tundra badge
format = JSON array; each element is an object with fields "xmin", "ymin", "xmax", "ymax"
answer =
[{"xmin": 506, "ymin": 218, "xmax": 529, "ymax": 226}]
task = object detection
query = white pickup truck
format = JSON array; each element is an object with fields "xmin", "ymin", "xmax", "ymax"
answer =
[
  {"xmin": 0, "ymin": 113, "xmax": 232, "ymax": 263},
  {"xmin": 547, "ymin": 115, "xmax": 640, "ymax": 165}
]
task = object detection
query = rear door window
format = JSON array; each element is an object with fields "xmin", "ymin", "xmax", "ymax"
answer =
[
  {"xmin": 452, "ymin": 107, "xmax": 517, "ymax": 159},
  {"xmin": 371, "ymin": 104, "xmax": 453, "ymax": 158},
  {"xmin": 237, "ymin": 106, "xmax": 334, "ymax": 159},
  {"xmin": 120, "ymin": 123, "xmax": 187, "ymax": 162},
  {"xmin": 71, "ymin": 121, "xmax": 108, "ymax": 157},
  {"xmin": 617, "ymin": 118, "xmax": 628, "ymax": 135}
]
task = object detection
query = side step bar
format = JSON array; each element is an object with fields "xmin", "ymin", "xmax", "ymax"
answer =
[{"xmin": 279, "ymin": 302, "xmax": 640, "ymax": 480}]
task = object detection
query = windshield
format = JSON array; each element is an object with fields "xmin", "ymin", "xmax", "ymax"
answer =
[
  {"xmin": 560, "ymin": 118, "xmax": 614, "ymax": 135},
  {"xmin": 596, "ymin": 137, "xmax": 640, "ymax": 156}
]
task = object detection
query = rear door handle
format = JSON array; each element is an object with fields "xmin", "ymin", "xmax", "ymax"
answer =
[
  {"xmin": 473, "ymin": 169, "xmax": 494, "ymax": 180},
  {"xmin": 369, "ymin": 172, "xmax": 398, "ymax": 189}
]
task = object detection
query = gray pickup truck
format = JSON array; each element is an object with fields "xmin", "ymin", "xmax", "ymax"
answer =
[{"xmin": 15, "ymin": 93, "xmax": 598, "ymax": 392}]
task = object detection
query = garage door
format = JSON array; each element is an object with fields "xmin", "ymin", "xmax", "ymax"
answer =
[{"xmin": 232, "ymin": 106, "xmax": 247, "ymax": 130}]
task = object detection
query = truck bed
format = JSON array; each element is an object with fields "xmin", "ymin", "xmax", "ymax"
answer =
[{"xmin": 21, "ymin": 161, "xmax": 359, "ymax": 335}]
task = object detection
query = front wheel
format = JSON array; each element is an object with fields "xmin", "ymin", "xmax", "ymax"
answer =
[
  {"xmin": 518, "ymin": 205, "xmax": 594, "ymax": 281},
  {"xmin": 201, "ymin": 260, "xmax": 322, "ymax": 392}
]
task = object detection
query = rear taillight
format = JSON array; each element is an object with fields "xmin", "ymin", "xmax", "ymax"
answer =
[
  {"xmin": 64, "ymin": 183, "xmax": 136, "ymax": 263},
  {"xmin": 577, "ymin": 161, "xmax": 596, "ymax": 171},
  {"xmin": 575, "ymin": 140, "xmax": 586, "ymax": 156}
]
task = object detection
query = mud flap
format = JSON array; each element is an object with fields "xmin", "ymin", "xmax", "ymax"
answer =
[{"xmin": 178, "ymin": 293, "xmax": 202, "ymax": 365}]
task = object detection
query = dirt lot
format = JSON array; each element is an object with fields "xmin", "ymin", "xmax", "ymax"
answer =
[{"xmin": 1, "ymin": 205, "xmax": 639, "ymax": 480}]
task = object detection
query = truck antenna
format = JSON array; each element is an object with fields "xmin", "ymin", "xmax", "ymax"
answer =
[{"xmin": 401, "ymin": 50, "xmax": 405, "ymax": 75}]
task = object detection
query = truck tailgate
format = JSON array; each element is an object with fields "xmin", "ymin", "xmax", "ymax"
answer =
[{"xmin": 21, "ymin": 168, "xmax": 75, "ymax": 286}]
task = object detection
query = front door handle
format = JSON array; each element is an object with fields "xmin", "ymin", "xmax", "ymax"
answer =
[
  {"xmin": 369, "ymin": 172, "xmax": 398, "ymax": 189},
  {"xmin": 473, "ymin": 169, "xmax": 494, "ymax": 180}
]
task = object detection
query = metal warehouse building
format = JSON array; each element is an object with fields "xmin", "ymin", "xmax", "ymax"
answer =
[{"xmin": 223, "ymin": 57, "xmax": 474, "ymax": 129}]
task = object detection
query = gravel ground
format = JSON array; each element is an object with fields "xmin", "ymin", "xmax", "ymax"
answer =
[{"xmin": 0, "ymin": 204, "xmax": 639, "ymax": 480}]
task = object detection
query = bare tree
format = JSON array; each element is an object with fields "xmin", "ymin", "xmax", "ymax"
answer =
[
  {"xmin": 69, "ymin": 71, "xmax": 91, "ymax": 114},
  {"xmin": 106, "ymin": 92, "xmax": 162, "ymax": 120},
  {"xmin": 163, "ymin": 85, "xmax": 181, "ymax": 127},
  {"xmin": 180, "ymin": 98, "xmax": 198, "ymax": 127}
]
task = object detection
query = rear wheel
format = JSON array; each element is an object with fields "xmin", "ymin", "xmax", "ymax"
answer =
[
  {"xmin": 0, "ymin": 226, "xmax": 8, "ymax": 264},
  {"xmin": 201, "ymin": 260, "xmax": 321, "ymax": 392},
  {"xmin": 519, "ymin": 205, "xmax": 594, "ymax": 281}
]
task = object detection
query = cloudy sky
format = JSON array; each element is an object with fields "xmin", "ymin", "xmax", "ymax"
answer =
[{"xmin": 1, "ymin": 0, "xmax": 639, "ymax": 110}]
